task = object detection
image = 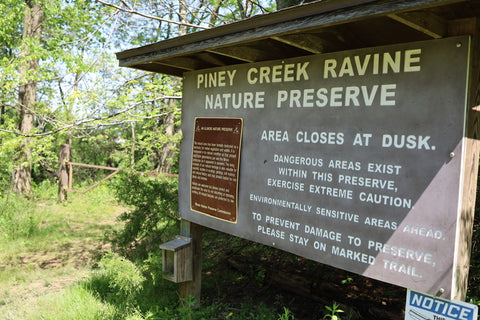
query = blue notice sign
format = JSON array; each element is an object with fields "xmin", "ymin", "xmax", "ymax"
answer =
[{"xmin": 406, "ymin": 290, "xmax": 478, "ymax": 320}]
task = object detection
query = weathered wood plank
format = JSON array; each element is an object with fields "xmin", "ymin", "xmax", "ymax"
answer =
[
  {"xmin": 388, "ymin": 11, "xmax": 448, "ymax": 38},
  {"xmin": 179, "ymin": 220, "xmax": 203, "ymax": 305},
  {"xmin": 271, "ymin": 34, "xmax": 327, "ymax": 53},
  {"xmin": 448, "ymin": 17, "xmax": 480, "ymax": 301},
  {"xmin": 58, "ymin": 142, "xmax": 70, "ymax": 203},
  {"xmin": 207, "ymin": 46, "xmax": 275, "ymax": 63},
  {"xmin": 126, "ymin": 62, "xmax": 186, "ymax": 77},
  {"xmin": 194, "ymin": 52, "xmax": 244, "ymax": 67},
  {"xmin": 158, "ymin": 56, "xmax": 204, "ymax": 71},
  {"xmin": 161, "ymin": 236, "xmax": 193, "ymax": 283}
]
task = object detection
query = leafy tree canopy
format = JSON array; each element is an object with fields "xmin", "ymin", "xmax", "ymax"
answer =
[{"xmin": 0, "ymin": 0, "xmax": 279, "ymax": 194}]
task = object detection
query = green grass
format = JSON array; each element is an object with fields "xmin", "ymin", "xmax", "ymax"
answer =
[
  {"xmin": 0, "ymin": 183, "xmax": 297, "ymax": 320},
  {"xmin": 0, "ymin": 183, "xmax": 125, "ymax": 319},
  {"xmin": 3, "ymin": 283, "xmax": 117, "ymax": 320},
  {"xmin": 34, "ymin": 285, "xmax": 116, "ymax": 320}
]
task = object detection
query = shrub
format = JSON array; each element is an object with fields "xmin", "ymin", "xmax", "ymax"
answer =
[
  {"xmin": 86, "ymin": 251, "xmax": 145, "ymax": 305},
  {"xmin": 109, "ymin": 172, "xmax": 179, "ymax": 260}
]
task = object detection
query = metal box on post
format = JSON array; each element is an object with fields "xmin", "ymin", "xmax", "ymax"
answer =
[{"xmin": 160, "ymin": 235, "xmax": 192, "ymax": 283}]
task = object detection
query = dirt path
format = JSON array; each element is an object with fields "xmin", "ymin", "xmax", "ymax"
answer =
[{"xmin": 0, "ymin": 198, "xmax": 125, "ymax": 319}]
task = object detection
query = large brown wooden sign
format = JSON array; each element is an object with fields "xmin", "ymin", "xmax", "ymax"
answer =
[{"xmin": 178, "ymin": 36, "xmax": 471, "ymax": 297}]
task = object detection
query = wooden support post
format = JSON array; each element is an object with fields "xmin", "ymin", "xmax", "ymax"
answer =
[
  {"xmin": 68, "ymin": 159, "xmax": 73, "ymax": 191},
  {"xmin": 58, "ymin": 142, "xmax": 70, "ymax": 203},
  {"xmin": 179, "ymin": 219, "xmax": 203, "ymax": 306},
  {"xmin": 448, "ymin": 18, "xmax": 480, "ymax": 301}
]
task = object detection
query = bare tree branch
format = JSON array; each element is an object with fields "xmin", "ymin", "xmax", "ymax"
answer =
[
  {"xmin": 95, "ymin": 0, "xmax": 209, "ymax": 30},
  {"xmin": 0, "ymin": 96, "xmax": 182, "ymax": 138},
  {"xmin": 118, "ymin": 0, "xmax": 132, "ymax": 10}
]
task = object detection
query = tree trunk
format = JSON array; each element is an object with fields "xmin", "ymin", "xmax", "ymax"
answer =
[
  {"xmin": 0, "ymin": 105, "xmax": 5, "ymax": 125},
  {"xmin": 157, "ymin": 98, "xmax": 179, "ymax": 173},
  {"xmin": 12, "ymin": 0, "xmax": 44, "ymax": 197},
  {"xmin": 57, "ymin": 142, "xmax": 70, "ymax": 203},
  {"xmin": 178, "ymin": 0, "xmax": 187, "ymax": 36},
  {"xmin": 156, "ymin": 1, "xmax": 185, "ymax": 174}
]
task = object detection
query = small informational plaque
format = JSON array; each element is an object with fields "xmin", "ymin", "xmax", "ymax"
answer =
[
  {"xmin": 405, "ymin": 290, "xmax": 478, "ymax": 320},
  {"xmin": 190, "ymin": 117, "xmax": 243, "ymax": 222}
]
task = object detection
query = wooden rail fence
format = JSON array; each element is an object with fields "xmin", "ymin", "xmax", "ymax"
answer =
[{"xmin": 58, "ymin": 143, "xmax": 178, "ymax": 202}]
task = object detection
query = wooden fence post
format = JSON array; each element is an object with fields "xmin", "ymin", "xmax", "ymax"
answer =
[
  {"xmin": 448, "ymin": 18, "xmax": 480, "ymax": 301},
  {"xmin": 58, "ymin": 142, "xmax": 70, "ymax": 202},
  {"xmin": 179, "ymin": 219, "xmax": 203, "ymax": 306}
]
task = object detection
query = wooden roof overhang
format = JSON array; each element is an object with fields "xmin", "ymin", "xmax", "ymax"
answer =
[{"xmin": 116, "ymin": 0, "xmax": 480, "ymax": 77}]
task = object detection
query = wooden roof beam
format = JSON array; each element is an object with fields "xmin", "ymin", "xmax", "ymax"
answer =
[
  {"xmin": 159, "ymin": 57, "xmax": 199, "ymax": 71},
  {"xmin": 128, "ymin": 62, "xmax": 186, "ymax": 77},
  {"xmin": 207, "ymin": 46, "xmax": 283, "ymax": 63},
  {"xmin": 388, "ymin": 11, "xmax": 448, "ymax": 39},
  {"xmin": 195, "ymin": 52, "xmax": 244, "ymax": 67},
  {"xmin": 271, "ymin": 34, "xmax": 326, "ymax": 54}
]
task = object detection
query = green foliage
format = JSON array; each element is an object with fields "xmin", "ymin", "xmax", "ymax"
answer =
[
  {"xmin": 31, "ymin": 285, "xmax": 118, "ymax": 320},
  {"xmin": 225, "ymin": 302, "xmax": 279, "ymax": 320},
  {"xmin": 145, "ymin": 299, "xmax": 282, "ymax": 320},
  {"xmin": 177, "ymin": 295, "xmax": 200, "ymax": 320},
  {"xmin": 0, "ymin": 0, "xmax": 115, "ymax": 195},
  {"xmin": 0, "ymin": 122, "xmax": 67, "ymax": 193},
  {"xmin": 324, "ymin": 302, "xmax": 344, "ymax": 320},
  {"xmin": 0, "ymin": 0, "xmax": 269, "ymax": 197},
  {"xmin": 0, "ymin": 192, "xmax": 40, "ymax": 240},
  {"xmin": 0, "ymin": 0, "xmax": 23, "ymax": 56},
  {"xmin": 139, "ymin": 251, "xmax": 166, "ymax": 287},
  {"xmin": 278, "ymin": 307, "xmax": 295, "ymax": 320},
  {"xmin": 109, "ymin": 172, "xmax": 179, "ymax": 260},
  {"xmin": 86, "ymin": 251, "xmax": 145, "ymax": 305},
  {"xmin": 0, "ymin": 137, "xmax": 18, "ymax": 194}
]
